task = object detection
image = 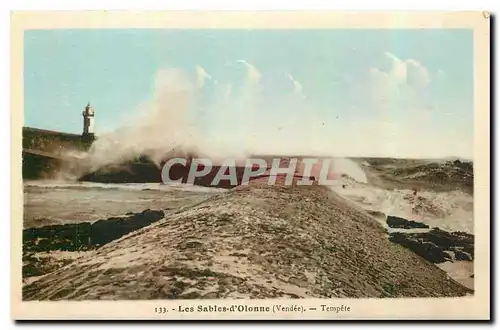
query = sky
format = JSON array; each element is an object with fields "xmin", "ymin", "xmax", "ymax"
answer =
[{"xmin": 24, "ymin": 29, "xmax": 474, "ymax": 159}]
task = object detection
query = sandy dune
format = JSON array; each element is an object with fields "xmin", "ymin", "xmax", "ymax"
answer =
[{"xmin": 23, "ymin": 184, "xmax": 472, "ymax": 300}]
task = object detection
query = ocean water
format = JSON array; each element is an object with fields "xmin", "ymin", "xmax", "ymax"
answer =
[
  {"xmin": 23, "ymin": 169, "xmax": 474, "ymax": 235},
  {"xmin": 331, "ymin": 176, "xmax": 474, "ymax": 234},
  {"xmin": 23, "ymin": 180, "xmax": 225, "ymax": 228}
]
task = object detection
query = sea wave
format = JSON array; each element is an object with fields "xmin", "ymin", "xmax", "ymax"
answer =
[{"xmin": 23, "ymin": 180, "xmax": 227, "ymax": 193}]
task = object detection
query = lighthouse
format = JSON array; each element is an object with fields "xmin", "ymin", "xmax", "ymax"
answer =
[{"xmin": 82, "ymin": 102, "xmax": 95, "ymax": 141}]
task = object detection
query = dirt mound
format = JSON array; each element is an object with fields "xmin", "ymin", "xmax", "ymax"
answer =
[{"xmin": 23, "ymin": 184, "xmax": 472, "ymax": 300}]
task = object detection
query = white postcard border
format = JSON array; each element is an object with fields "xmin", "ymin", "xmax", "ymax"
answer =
[{"xmin": 10, "ymin": 10, "xmax": 491, "ymax": 320}]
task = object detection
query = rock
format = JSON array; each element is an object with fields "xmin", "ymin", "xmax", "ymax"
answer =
[
  {"xmin": 454, "ymin": 250, "xmax": 472, "ymax": 261},
  {"xmin": 425, "ymin": 229, "xmax": 474, "ymax": 257},
  {"xmin": 389, "ymin": 228, "xmax": 474, "ymax": 264},
  {"xmin": 389, "ymin": 232, "xmax": 448, "ymax": 263},
  {"xmin": 23, "ymin": 209, "xmax": 165, "ymax": 252},
  {"xmin": 386, "ymin": 215, "xmax": 429, "ymax": 229},
  {"xmin": 23, "ymin": 252, "xmax": 74, "ymax": 278}
]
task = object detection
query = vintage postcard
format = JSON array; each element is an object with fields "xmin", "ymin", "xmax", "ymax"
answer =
[{"xmin": 11, "ymin": 11, "xmax": 490, "ymax": 320}]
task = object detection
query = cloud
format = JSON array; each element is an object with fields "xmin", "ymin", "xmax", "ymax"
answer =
[
  {"xmin": 383, "ymin": 52, "xmax": 408, "ymax": 83},
  {"xmin": 381, "ymin": 52, "xmax": 431, "ymax": 89},
  {"xmin": 195, "ymin": 65, "xmax": 212, "ymax": 88},
  {"xmin": 364, "ymin": 52, "xmax": 434, "ymax": 109},
  {"xmin": 236, "ymin": 60, "xmax": 262, "ymax": 84},
  {"xmin": 286, "ymin": 73, "xmax": 306, "ymax": 98},
  {"xmin": 367, "ymin": 66, "xmax": 398, "ymax": 104},
  {"xmin": 405, "ymin": 58, "xmax": 431, "ymax": 89}
]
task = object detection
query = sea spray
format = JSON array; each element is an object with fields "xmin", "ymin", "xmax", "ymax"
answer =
[{"xmin": 65, "ymin": 66, "xmax": 370, "ymax": 182}]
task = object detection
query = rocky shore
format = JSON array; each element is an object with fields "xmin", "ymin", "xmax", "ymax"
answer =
[
  {"xmin": 389, "ymin": 228, "xmax": 474, "ymax": 264},
  {"xmin": 23, "ymin": 184, "xmax": 472, "ymax": 300},
  {"xmin": 386, "ymin": 215, "xmax": 430, "ymax": 229},
  {"xmin": 378, "ymin": 213, "xmax": 474, "ymax": 290}
]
